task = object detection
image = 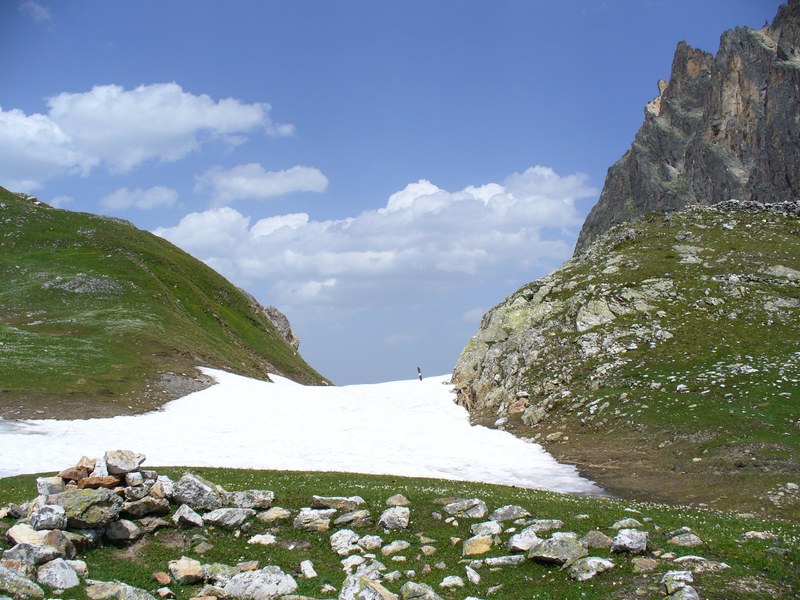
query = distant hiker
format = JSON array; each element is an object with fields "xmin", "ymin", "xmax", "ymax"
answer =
[{"xmin": 417, "ymin": 367, "xmax": 423, "ymax": 381}]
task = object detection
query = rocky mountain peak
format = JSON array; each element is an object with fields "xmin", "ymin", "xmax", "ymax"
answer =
[{"xmin": 574, "ymin": 0, "xmax": 800, "ymax": 255}]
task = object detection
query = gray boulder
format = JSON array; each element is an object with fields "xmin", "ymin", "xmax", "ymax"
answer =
[
  {"xmin": 442, "ymin": 498, "xmax": 487, "ymax": 519},
  {"xmin": 84, "ymin": 580, "xmax": 156, "ymax": 600},
  {"xmin": 567, "ymin": 557, "xmax": 615, "ymax": 581},
  {"xmin": 30, "ymin": 505, "xmax": 67, "ymax": 531},
  {"xmin": 507, "ymin": 525, "xmax": 541, "ymax": 552},
  {"xmin": 104, "ymin": 450, "xmax": 146, "ymax": 475},
  {"xmin": 527, "ymin": 537, "xmax": 588, "ymax": 565},
  {"xmin": 377, "ymin": 507, "xmax": 410, "ymax": 530},
  {"xmin": 293, "ymin": 508, "xmax": 336, "ymax": 532},
  {"xmin": 399, "ymin": 581, "xmax": 443, "ymax": 599},
  {"xmin": 104, "ymin": 519, "xmax": 143, "ymax": 542},
  {"xmin": 203, "ymin": 508, "xmax": 256, "ymax": 530},
  {"xmin": 223, "ymin": 566, "xmax": 298, "ymax": 599},
  {"xmin": 312, "ymin": 495, "xmax": 365, "ymax": 511},
  {"xmin": 36, "ymin": 558, "xmax": 80, "ymax": 590},
  {"xmin": 0, "ymin": 564, "xmax": 44, "ymax": 599},
  {"xmin": 2, "ymin": 543, "xmax": 61, "ymax": 566},
  {"xmin": 488, "ymin": 505, "xmax": 530, "ymax": 521},
  {"xmin": 227, "ymin": 490, "xmax": 275, "ymax": 510},
  {"xmin": 172, "ymin": 504, "xmax": 204, "ymax": 528},
  {"xmin": 339, "ymin": 574, "xmax": 398, "ymax": 600},
  {"xmin": 121, "ymin": 497, "xmax": 170, "ymax": 519},
  {"xmin": 611, "ymin": 529, "xmax": 649, "ymax": 554},
  {"xmin": 172, "ymin": 474, "xmax": 226, "ymax": 510},
  {"xmin": 47, "ymin": 488, "xmax": 123, "ymax": 529}
]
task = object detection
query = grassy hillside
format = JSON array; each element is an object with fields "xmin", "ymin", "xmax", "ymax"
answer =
[
  {"xmin": 453, "ymin": 201, "xmax": 800, "ymax": 519},
  {"xmin": 0, "ymin": 187, "xmax": 328, "ymax": 419}
]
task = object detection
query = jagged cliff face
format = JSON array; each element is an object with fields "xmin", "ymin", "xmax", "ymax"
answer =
[{"xmin": 574, "ymin": 0, "xmax": 800, "ymax": 255}]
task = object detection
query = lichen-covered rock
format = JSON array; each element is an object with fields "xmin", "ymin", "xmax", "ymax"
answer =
[
  {"xmin": 312, "ymin": 495, "xmax": 365, "ymax": 511},
  {"xmin": 36, "ymin": 558, "xmax": 80, "ymax": 590},
  {"xmin": 441, "ymin": 498, "xmax": 487, "ymax": 519},
  {"xmin": 399, "ymin": 581, "xmax": 443, "ymax": 599},
  {"xmin": 226, "ymin": 490, "xmax": 274, "ymax": 510},
  {"xmin": 47, "ymin": 488, "xmax": 123, "ymax": 529},
  {"xmin": 567, "ymin": 556, "xmax": 615, "ymax": 581},
  {"xmin": 527, "ymin": 537, "xmax": 588, "ymax": 565},
  {"xmin": 0, "ymin": 564, "xmax": 44, "ymax": 599},
  {"xmin": 377, "ymin": 507, "xmax": 410, "ymax": 530},
  {"xmin": 85, "ymin": 580, "xmax": 156, "ymax": 600}
]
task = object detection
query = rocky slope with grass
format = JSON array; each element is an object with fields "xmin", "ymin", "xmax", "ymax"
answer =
[
  {"xmin": 574, "ymin": 0, "xmax": 800, "ymax": 254},
  {"xmin": 0, "ymin": 187, "xmax": 328, "ymax": 420},
  {"xmin": 452, "ymin": 200, "xmax": 800, "ymax": 519}
]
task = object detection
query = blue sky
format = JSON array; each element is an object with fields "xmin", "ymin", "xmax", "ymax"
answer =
[{"xmin": 1, "ymin": 1, "xmax": 781, "ymax": 384}]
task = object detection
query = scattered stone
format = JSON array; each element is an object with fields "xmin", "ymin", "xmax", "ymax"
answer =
[
  {"xmin": 527, "ymin": 537, "xmax": 588, "ymax": 565},
  {"xmin": 104, "ymin": 519, "xmax": 143, "ymax": 542},
  {"xmin": 661, "ymin": 570, "xmax": 694, "ymax": 595},
  {"xmin": 465, "ymin": 565, "xmax": 481, "ymax": 585},
  {"xmin": 632, "ymin": 557, "xmax": 659, "ymax": 573},
  {"xmin": 442, "ymin": 499, "xmax": 487, "ymax": 519},
  {"xmin": 399, "ymin": 581, "xmax": 443, "ymax": 599},
  {"xmin": 203, "ymin": 508, "xmax": 256, "ymax": 530},
  {"xmin": 378, "ymin": 507, "xmax": 410, "ymax": 530},
  {"xmin": 224, "ymin": 565, "xmax": 297, "ymax": 600},
  {"xmin": 36, "ymin": 558, "xmax": 80, "ymax": 589},
  {"xmin": 172, "ymin": 504, "xmax": 204, "ymax": 528},
  {"xmin": 293, "ymin": 508, "xmax": 336, "ymax": 532},
  {"xmin": 669, "ymin": 533, "xmax": 704, "ymax": 547},
  {"xmin": 567, "ymin": 557, "xmax": 615, "ymax": 581},
  {"xmin": 439, "ymin": 575, "xmax": 464, "ymax": 589},
  {"xmin": 204, "ymin": 563, "xmax": 239, "ymax": 586},
  {"xmin": 335, "ymin": 509, "xmax": 372, "ymax": 527},
  {"xmin": 386, "ymin": 494, "xmax": 410, "ymax": 507},
  {"xmin": 462, "ymin": 535, "xmax": 493, "ymax": 556},
  {"xmin": 172, "ymin": 474, "xmax": 225, "ymax": 511},
  {"xmin": 153, "ymin": 572, "xmax": 171, "ymax": 586},
  {"xmin": 611, "ymin": 529, "xmax": 648, "ymax": 554},
  {"xmin": 29, "ymin": 504, "xmax": 67, "ymax": 531},
  {"xmin": 470, "ymin": 520, "xmax": 502, "ymax": 536},
  {"xmin": 611, "ymin": 518, "xmax": 642, "ymax": 529},
  {"xmin": 299, "ymin": 560, "xmax": 316, "ymax": 579},
  {"xmin": 85, "ymin": 580, "xmax": 155, "ymax": 600},
  {"xmin": 339, "ymin": 574, "xmax": 397, "ymax": 600},
  {"xmin": 359, "ymin": 535, "xmax": 383, "ymax": 551},
  {"xmin": 104, "ymin": 450, "xmax": 146, "ymax": 475},
  {"xmin": 227, "ymin": 490, "xmax": 275, "ymax": 510},
  {"xmin": 580, "ymin": 530, "xmax": 613, "ymax": 549},
  {"xmin": 247, "ymin": 534, "xmax": 277, "ymax": 546},
  {"xmin": 507, "ymin": 526, "xmax": 541, "ymax": 552},
  {"xmin": 381, "ymin": 540, "xmax": 410, "ymax": 556},
  {"xmin": 331, "ymin": 529, "xmax": 362, "ymax": 556},
  {"xmin": 168, "ymin": 556, "xmax": 204, "ymax": 584},
  {"xmin": 525, "ymin": 519, "xmax": 564, "ymax": 533},
  {"xmin": 483, "ymin": 555, "xmax": 526, "ymax": 567},
  {"xmin": 257, "ymin": 507, "xmax": 292, "ymax": 523},
  {"xmin": 489, "ymin": 505, "xmax": 530, "ymax": 521},
  {"xmin": 311, "ymin": 495, "xmax": 365, "ymax": 511},
  {"xmin": 673, "ymin": 555, "xmax": 730, "ymax": 572},
  {"xmin": 154, "ymin": 587, "xmax": 174, "ymax": 598}
]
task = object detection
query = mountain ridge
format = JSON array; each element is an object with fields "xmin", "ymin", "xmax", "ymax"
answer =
[{"xmin": 574, "ymin": 0, "xmax": 800, "ymax": 254}]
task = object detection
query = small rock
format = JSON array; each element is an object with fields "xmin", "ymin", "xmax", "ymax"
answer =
[
  {"xmin": 470, "ymin": 520, "xmax": 502, "ymax": 536},
  {"xmin": 507, "ymin": 526, "xmax": 541, "ymax": 552},
  {"xmin": 567, "ymin": 557, "xmax": 615, "ymax": 581},
  {"xmin": 311, "ymin": 495, "xmax": 365, "ymax": 511},
  {"xmin": 247, "ymin": 534, "xmax": 277, "ymax": 546},
  {"xmin": 439, "ymin": 575, "xmax": 464, "ymax": 589},
  {"xmin": 299, "ymin": 560, "xmax": 317, "ymax": 579},
  {"xmin": 462, "ymin": 535, "xmax": 493, "ymax": 556},
  {"xmin": 293, "ymin": 508, "xmax": 335, "ymax": 532},
  {"xmin": 378, "ymin": 507, "xmax": 410, "ymax": 530},
  {"xmin": 153, "ymin": 572, "xmax": 171, "ymax": 586},
  {"xmin": 30, "ymin": 505, "xmax": 67, "ymax": 531},
  {"xmin": 399, "ymin": 581, "xmax": 443, "ymax": 599},
  {"xmin": 611, "ymin": 529, "xmax": 648, "ymax": 554},
  {"xmin": 580, "ymin": 530, "xmax": 613, "ymax": 549},
  {"xmin": 669, "ymin": 533, "xmax": 704, "ymax": 547},
  {"xmin": 104, "ymin": 450, "xmax": 146, "ymax": 475},
  {"xmin": 227, "ymin": 490, "xmax": 275, "ymax": 510},
  {"xmin": 223, "ymin": 566, "xmax": 298, "ymax": 599},
  {"xmin": 257, "ymin": 507, "xmax": 292, "ymax": 523},
  {"xmin": 334, "ymin": 509, "xmax": 372, "ymax": 527},
  {"xmin": 172, "ymin": 504, "xmax": 204, "ymax": 528},
  {"xmin": 382, "ymin": 540, "xmax": 410, "ymax": 556},
  {"xmin": 203, "ymin": 508, "xmax": 256, "ymax": 530},
  {"xmin": 331, "ymin": 529, "xmax": 362, "ymax": 556},
  {"xmin": 386, "ymin": 494, "xmax": 410, "ymax": 506},
  {"xmin": 442, "ymin": 499, "xmax": 487, "ymax": 519},
  {"xmin": 168, "ymin": 556, "xmax": 204, "ymax": 584},
  {"xmin": 488, "ymin": 505, "xmax": 530, "ymax": 521},
  {"xmin": 611, "ymin": 518, "xmax": 642, "ymax": 529}
]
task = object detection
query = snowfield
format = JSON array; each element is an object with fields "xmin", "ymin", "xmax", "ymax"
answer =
[{"xmin": 0, "ymin": 368, "xmax": 603, "ymax": 495}]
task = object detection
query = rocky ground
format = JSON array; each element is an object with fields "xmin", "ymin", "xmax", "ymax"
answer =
[
  {"xmin": 453, "ymin": 201, "xmax": 800, "ymax": 519},
  {"xmin": 2, "ymin": 451, "xmax": 799, "ymax": 599}
]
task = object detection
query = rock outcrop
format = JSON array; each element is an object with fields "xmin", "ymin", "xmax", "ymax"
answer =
[
  {"xmin": 574, "ymin": 0, "xmax": 800, "ymax": 254},
  {"xmin": 452, "ymin": 200, "xmax": 800, "ymax": 516}
]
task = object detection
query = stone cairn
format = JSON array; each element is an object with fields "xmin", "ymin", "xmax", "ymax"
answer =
[{"xmin": 0, "ymin": 450, "xmax": 744, "ymax": 599}]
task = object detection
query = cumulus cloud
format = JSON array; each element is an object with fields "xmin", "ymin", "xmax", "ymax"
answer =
[
  {"xmin": 197, "ymin": 163, "xmax": 329, "ymax": 205},
  {"xmin": 154, "ymin": 165, "xmax": 597, "ymax": 310},
  {"xmin": 0, "ymin": 83, "xmax": 295, "ymax": 189},
  {"xmin": 100, "ymin": 186, "xmax": 178, "ymax": 211}
]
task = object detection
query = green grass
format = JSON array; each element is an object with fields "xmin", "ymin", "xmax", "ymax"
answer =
[
  {"xmin": 2, "ymin": 468, "xmax": 799, "ymax": 598},
  {"xmin": 0, "ymin": 188, "xmax": 328, "ymax": 417},
  {"xmin": 460, "ymin": 205, "xmax": 800, "ymax": 519}
]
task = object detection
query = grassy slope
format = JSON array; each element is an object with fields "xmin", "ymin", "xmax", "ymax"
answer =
[
  {"xmin": 464, "ymin": 205, "xmax": 800, "ymax": 519},
  {"xmin": 0, "ymin": 188, "xmax": 328, "ymax": 418},
  {"xmin": 1, "ymin": 468, "xmax": 798, "ymax": 599}
]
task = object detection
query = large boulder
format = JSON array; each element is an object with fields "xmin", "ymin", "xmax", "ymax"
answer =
[
  {"xmin": 47, "ymin": 489, "xmax": 123, "ymax": 529},
  {"xmin": 0, "ymin": 564, "xmax": 45, "ymax": 599}
]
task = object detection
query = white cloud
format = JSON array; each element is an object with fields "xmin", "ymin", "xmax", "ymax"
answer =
[
  {"xmin": 154, "ymin": 165, "xmax": 597, "ymax": 310},
  {"xmin": 49, "ymin": 195, "xmax": 73, "ymax": 208},
  {"xmin": 0, "ymin": 83, "xmax": 292, "ymax": 190},
  {"xmin": 197, "ymin": 163, "xmax": 328, "ymax": 205},
  {"xmin": 19, "ymin": 0, "xmax": 52, "ymax": 23},
  {"xmin": 100, "ymin": 186, "xmax": 178, "ymax": 211}
]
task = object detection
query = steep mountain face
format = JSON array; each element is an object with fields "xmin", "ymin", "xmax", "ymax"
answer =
[
  {"xmin": 452, "ymin": 201, "xmax": 800, "ymax": 517},
  {"xmin": 0, "ymin": 187, "xmax": 328, "ymax": 420},
  {"xmin": 574, "ymin": 0, "xmax": 800, "ymax": 254}
]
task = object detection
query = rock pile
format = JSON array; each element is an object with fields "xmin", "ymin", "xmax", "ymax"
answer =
[{"xmin": 0, "ymin": 450, "xmax": 747, "ymax": 599}]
